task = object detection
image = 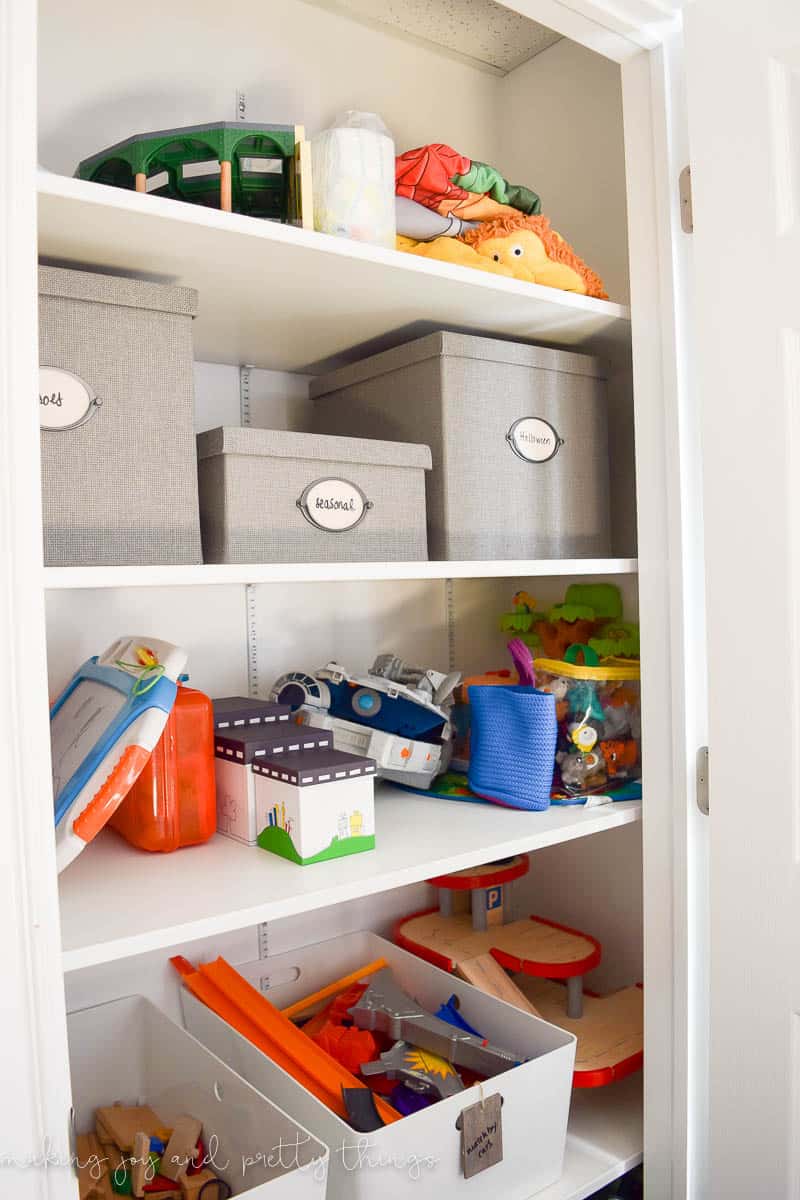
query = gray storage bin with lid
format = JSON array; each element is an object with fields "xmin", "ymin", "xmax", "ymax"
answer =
[
  {"xmin": 311, "ymin": 331, "xmax": 611, "ymax": 560},
  {"xmin": 39, "ymin": 266, "xmax": 202, "ymax": 566},
  {"xmin": 196, "ymin": 427, "xmax": 431, "ymax": 562}
]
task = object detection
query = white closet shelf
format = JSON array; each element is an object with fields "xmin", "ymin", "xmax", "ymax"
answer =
[
  {"xmin": 60, "ymin": 784, "xmax": 641, "ymax": 971},
  {"xmin": 44, "ymin": 558, "xmax": 638, "ymax": 589},
  {"xmin": 535, "ymin": 1075, "xmax": 642, "ymax": 1200},
  {"xmin": 38, "ymin": 172, "xmax": 631, "ymax": 373}
]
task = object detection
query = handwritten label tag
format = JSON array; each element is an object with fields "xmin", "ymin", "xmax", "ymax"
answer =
[
  {"xmin": 460, "ymin": 1092, "xmax": 503, "ymax": 1179},
  {"xmin": 297, "ymin": 477, "xmax": 373, "ymax": 533},
  {"xmin": 39, "ymin": 367, "xmax": 100, "ymax": 431},
  {"xmin": 507, "ymin": 416, "xmax": 563, "ymax": 463}
]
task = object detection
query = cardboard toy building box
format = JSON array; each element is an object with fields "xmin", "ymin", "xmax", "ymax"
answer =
[{"xmin": 39, "ymin": 266, "xmax": 202, "ymax": 566}]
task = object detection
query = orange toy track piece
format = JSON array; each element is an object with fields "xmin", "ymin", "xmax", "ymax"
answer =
[
  {"xmin": 199, "ymin": 957, "xmax": 400, "ymax": 1125},
  {"xmin": 171, "ymin": 956, "xmax": 399, "ymax": 1126},
  {"xmin": 280, "ymin": 957, "xmax": 387, "ymax": 1021}
]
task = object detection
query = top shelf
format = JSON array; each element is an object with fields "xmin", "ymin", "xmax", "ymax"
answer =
[{"xmin": 38, "ymin": 172, "xmax": 631, "ymax": 373}]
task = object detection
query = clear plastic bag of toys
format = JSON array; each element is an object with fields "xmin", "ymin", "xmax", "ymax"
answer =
[
  {"xmin": 311, "ymin": 110, "xmax": 396, "ymax": 247},
  {"xmin": 534, "ymin": 645, "xmax": 641, "ymax": 797}
]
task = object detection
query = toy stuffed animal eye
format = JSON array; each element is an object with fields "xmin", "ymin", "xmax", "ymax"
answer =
[
  {"xmin": 512, "ymin": 245, "xmax": 524, "ymax": 257},
  {"xmin": 492, "ymin": 253, "xmax": 501, "ymax": 262}
]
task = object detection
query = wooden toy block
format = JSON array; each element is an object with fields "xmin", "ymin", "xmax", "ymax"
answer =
[
  {"xmin": 96, "ymin": 1106, "xmax": 165, "ymax": 1151},
  {"xmin": 76, "ymin": 1132, "xmax": 112, "ymax": 1200},
  {"xmin": 219, "ymin": 161, "xmax": 233, "ymax": 213},
  {"xmin": 160, "ymin": 1116, "xmax": 202, "ymax": 1182},
  {"xmin": 95, "ymin": 1115, "xmax": 115, "ymax": 1148},
  {"xmin": 179, "ymin": 1168, "xmax": 222, "ymax": 1200},
  {"xmin": 76, "ymin": 1132, "xmax": 109, "ymax": 1174},
  {"xmin": 455, "ymin": 953, "xmax": 542, "ymax": 1017},
  {"xmin": 290, "ymin": 123, "xmax": 313, "ymax": 230},
  {"xmin": 142, "ymin": 1176, "xmax": 181, "ymax": 1198},
  {"xmin": 131, "ymin": 1131, "xmax": 151, "ymax": 1197},
  {"xmin": 83, "ymin": 1177, "xmax": 114, "ymax": 1200}
]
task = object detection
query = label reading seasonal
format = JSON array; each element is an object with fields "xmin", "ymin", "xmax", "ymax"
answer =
[
  {"xmin": 39, "ymin": 367, "xmax": 101, "ymax": 431},
  {"xmin": 506, "ymin": 416, "xmax": 564, "ymax": 463},
  {"xmin": 297, "ymin": 477, "xmax": 373, "ymax": 533}
]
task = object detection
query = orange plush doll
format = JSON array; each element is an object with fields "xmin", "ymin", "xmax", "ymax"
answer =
[{"xmin": 461, "ymin": 213, "xmax": 608, "ymax": 299}]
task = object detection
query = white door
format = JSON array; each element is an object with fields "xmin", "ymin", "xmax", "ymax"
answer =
[{"xmin": 685, "ymin": 2, "xmax": 800, "ymax": 1194}]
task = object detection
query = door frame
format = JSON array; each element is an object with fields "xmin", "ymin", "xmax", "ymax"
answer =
[
  {"xmin": 0, "ymin": 1, "xmax": 76, "ymax": 1197},
  {"xmin": 505, "ymin": 5, "xmax": 705, "ymax": 1197}
]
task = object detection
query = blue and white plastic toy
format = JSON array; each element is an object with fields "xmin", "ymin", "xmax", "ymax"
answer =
[{"xmin": 51, "ymin": 636, "xmax": 187, "ymax": 872}]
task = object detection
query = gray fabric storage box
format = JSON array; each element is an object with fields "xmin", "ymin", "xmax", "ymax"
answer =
[
  {"xmin": 196, "ymin": 427, "xmax": 431, "ymax": 563},
  {"xmin": 311, "ymin": 331, "xmax": 611, "ymax": 560},
  {"xmin": 39, "ymin": 266, "xmax": 202, "ymax": 566}
]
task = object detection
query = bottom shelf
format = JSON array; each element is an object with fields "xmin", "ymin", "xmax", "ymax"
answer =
[{"xmin": 536, "ymin": 1074, "xmax": 643, "ymax": 1200}]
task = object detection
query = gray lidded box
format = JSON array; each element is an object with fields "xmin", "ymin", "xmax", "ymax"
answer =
[
  {"xmin": 196, "ymin": 427, "xmax": 432, "ymax": 563},
  {"xmin": 39, "ymin": 266, "xmax": 202, "ymax": 566},
  {"xmin": 310, "ymin": 331, "xmax": 611, "ymax": 561}
]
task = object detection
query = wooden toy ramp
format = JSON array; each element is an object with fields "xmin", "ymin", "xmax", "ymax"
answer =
[
  {"xmin": 516, "ymin": 976, "xmax": 644, "ymax": 1088},
  {"xmin": 396, "ymin": 909, "xmax": 601, "ymax": 978}
]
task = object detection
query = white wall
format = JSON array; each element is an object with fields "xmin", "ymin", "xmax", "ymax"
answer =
[
  {"xmin": 498, "ymin": 38, "xmax": 630, "ymax": 304},
  {"xmin": 37, "ymin": 0, "xmax": 500, "ymax": 176}
]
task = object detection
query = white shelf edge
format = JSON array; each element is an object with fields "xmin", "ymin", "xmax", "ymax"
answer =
[
  {"xmin": 38, "ymin": 170, "xmax": 631, "ymax": 325},
  {"xmin": 533, "ymin": 1074, "xmax": 642, "ymax": 1200},
  {"xmin": 60, "ymin": 794, "xmax": 641, "ymax": 972},
  {"xmin": 44, "ymin": 558, "xmax": 639, "ymax": 589}
]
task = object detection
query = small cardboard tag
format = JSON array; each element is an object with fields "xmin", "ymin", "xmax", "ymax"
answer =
[{"xmin": 460, "ymin": 1092, "xmax": 503, "ymax": 1179}]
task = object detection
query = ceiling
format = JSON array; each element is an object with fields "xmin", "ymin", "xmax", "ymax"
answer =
[{"xmin": 302, "ymin": 0, "xmax": 562, "ymax": 75}]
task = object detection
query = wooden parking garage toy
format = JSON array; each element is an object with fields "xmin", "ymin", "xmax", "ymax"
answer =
[
  {"xmin": 77, "ymin": 121, "xmax": 312, "ymax": 226},
  {"xmin": 396, "ymin": 856, "xmax": 643, "ymax": 1087}
]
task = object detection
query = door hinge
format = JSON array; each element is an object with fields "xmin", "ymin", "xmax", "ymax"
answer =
[
  {"xmin": 679, "ymin": 165, "xmax": 693, "ymax": 234},
  {"xmin": 696, "ymin": 745, "xmax": 709, "ymax": 815}
]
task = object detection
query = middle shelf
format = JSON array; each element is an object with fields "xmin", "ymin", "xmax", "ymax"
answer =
[
  {"xmin": 59, "ymin": 783, "xmax": 641, "ymax": 973},
  {"xmin": 44, "ymin": 557, "xmax": 638, "ymax": 589}
]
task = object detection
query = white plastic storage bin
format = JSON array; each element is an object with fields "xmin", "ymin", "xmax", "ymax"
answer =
[
  {"xmin": 180, "ymin": 931, "xmax": 575, "ymax": 1200},
  {"xmin": 67, "ymin": 995, "xmax": 329, "ymax": 1198},
  {"xmin": 196, "ymin": 428, "xmax": 431, "ymax": 563},
  {"xmin": 311, "ymin": 331, "xmax": 611, "ymax": 560},
  {"xmin": 39, "ymin": 266, "xmax": 202, "ymax": 567}
]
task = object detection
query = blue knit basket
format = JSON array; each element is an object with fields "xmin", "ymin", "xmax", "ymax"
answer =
[{"xmin": 468, "ymin": 685, "xmax": 557, "ymax": 811}]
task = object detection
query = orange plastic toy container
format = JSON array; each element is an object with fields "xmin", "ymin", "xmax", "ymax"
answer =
[{"xmin": 110, "ymin": 684, "xmax": 216, "ymax": 851}]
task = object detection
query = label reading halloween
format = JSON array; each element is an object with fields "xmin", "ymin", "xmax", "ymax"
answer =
[
  {"xmin": 297, "ymin": 478, "xmax": 373, "ymax": 533},
  {"xmin": 39, "ymin": 367, "xmax": 100, "ymax": 431},
  {"xmin": 507, "ymin": 416, "xmax": 564, "ymax": 463}
]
